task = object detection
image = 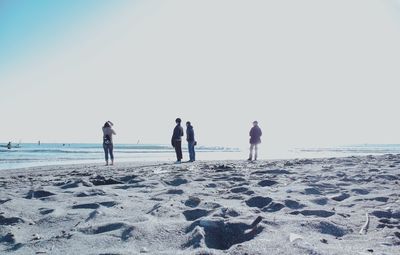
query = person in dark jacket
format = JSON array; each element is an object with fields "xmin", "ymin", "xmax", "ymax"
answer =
[
  {"xmin": 171, "ymin": 118, "xmax": 184, "ymax": 163},
  {"xmin": 186, "ymin": 121, "xmax": 196, "ymax": 162},
  {"xmin": 248, "ymin": 121, "xmax": 262, "ymax": 161}
]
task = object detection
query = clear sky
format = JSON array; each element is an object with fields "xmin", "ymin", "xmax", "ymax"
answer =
[{"xmin": 1, "ymin": 0, "xmax": 400, "ymax": 152}]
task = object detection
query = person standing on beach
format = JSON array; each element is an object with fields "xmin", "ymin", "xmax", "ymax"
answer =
[
  {"xmin": 248, "ymin": 121, "xmax": 262, "ymax": 161},
  {"xmin": 102, "ymin": 121, "xmax": 116, "ymax": 166},
  {"xmin": 186, "ymin": 121, "xmax": 196, "ymax": 162},
  {"xmin": 171, "ymin": 118, "xmax": 184, "ymax": 164}
]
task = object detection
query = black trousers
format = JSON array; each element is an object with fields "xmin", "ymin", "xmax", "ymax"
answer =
[{"xmin": 174, "ymin": 140, "xmax": 183, "ymax": 161}]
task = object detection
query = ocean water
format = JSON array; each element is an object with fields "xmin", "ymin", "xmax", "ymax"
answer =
[
  {"xmin": 0, "ymin": 143, "xmax": 241, "ymax": 170},
  {"xmin": 1, "ymin": 143, "xmax": 399, "ymax": 171}
]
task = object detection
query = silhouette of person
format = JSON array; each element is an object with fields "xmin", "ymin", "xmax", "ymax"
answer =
[
  {"xmin": 7, "ymin": 142, "xmax": 11, "ymax": 150},
  {"xmin": 186, "ymin": 121, "xmax": 196, "ymax": 162},
  {"xmin": 248, "ymin": 121, "xmax": 262, "ymax": 161},
  {"xmin": 102, "ymin": 121, "xmax": 116, "ymax": 166},
  {"xmin": 171, "ymin": 118, "xmax": 184, "ymax": 163}
]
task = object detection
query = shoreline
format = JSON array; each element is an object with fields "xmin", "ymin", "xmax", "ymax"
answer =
[
  {"xmin": 1, "ymin": 153, "xmax": 399, "ymax": 173},
  {"xmin": 1, "ymin": 154, "xmax": 399, "ymax": 254}
]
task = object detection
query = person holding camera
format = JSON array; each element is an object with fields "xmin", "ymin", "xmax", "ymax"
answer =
[
  {"xmin": 186, "ymin": 121, "xmax": 196, "ymax": 162},
  {"xmin": 102, "ymin": 121, "xmax": 116, "ymax": 166}
]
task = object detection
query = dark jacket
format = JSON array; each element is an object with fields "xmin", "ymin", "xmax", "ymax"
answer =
[
  {"xmin": 186, "ymin": 125, "xmax": 195, "ymax": 142},
  {"xmin": 249, "ymin": 126, "xmax": 262, "ymax": 144},
  {"xmin": 171, "ymin": 124, "xmax": 184, "ymax": 146}
]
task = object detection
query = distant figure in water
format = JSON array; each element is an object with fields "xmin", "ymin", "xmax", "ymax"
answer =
[
  {"xmin": 248, "ymin": 121, "xmax": 262, "ymax": 161},
  {"xmin": 186, "ymin": 121, "xmax": 196, "ymax": 162},
  {"xmin": 38, "ymin": 140, "xmax": 41, "ymax": 146},
  {"xmin": 171, "ymin": 118, "xmax": 184, "ymax": 164},
  {"xmin": 102, "ymin": 121, "xmax": 116, "ymax": 166},
  {"xmin": 7, "ymin": 142, "xmax": 11, "ymax": 150}
]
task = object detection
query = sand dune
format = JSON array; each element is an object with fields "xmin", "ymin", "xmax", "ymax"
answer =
[{"xmin": 0, "ymin": 155, "xmax": 399, "ymax": 254}]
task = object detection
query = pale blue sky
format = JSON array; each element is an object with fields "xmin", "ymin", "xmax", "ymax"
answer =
[
  {"xmin": 1, "ymin": 0, "xmax": 400, "ymax": 154},
  {"xmin": 0, "ymin": 0, "xmax": 129, "ymax": 73}
]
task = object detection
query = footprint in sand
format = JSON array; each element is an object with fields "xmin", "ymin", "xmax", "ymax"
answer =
[
  {"xmin": 167, "ymin": 189, "xmax": 184, "ymax": 195},
  {"xmin": 25, "ymin": 190, "xmax": 55, "ymax": 199},
  {"xmin": 290, "ymin": 209, "xmax": 335, "ymax": 218},
  {"xmin": 252, "ymin": 169, "xmax": 292, "ymax": 175},
  {"xmin": 351, "ymin": 188, "xmax": 370, "ymax": 195},
  {"xmin": 89, "ymin": 176, "xmax": 123, "ymax": 186},
  {"xmin": 75, "ymin": 189, "xmax": 106, "ymax": 197},
  {"xmin": 230, "ymin": 187, "xmax": 249, "ymax": 194},
  {"xmin": 262, "ymin": 202, "xmax": 285, "ymax": 212},
  {"xmin": 72, "ymin": 203, "xmax": 100, "ymax": 209},
  {"xmin": 310, "ymin": 197, "xmax": 328, "ymax": 205},
  {"xmin": 258, "ymin": 180, "xmax": 278, "ymax": 187},
  {"xmin": 184, "ymin": 197, "xmax": 201, "ymax": 208},
  {"xmin": 308, "ymin": 221, "xmax": 352, "ymax": 237},
  {"xmin": 72, "ymin": 201, "xmax": 118, "ymax": 209},
  {"xmin": 377, "ymin": 218, "xmax": 400, "ymax": 229},
  {"xmin": 183, "ymin": 209, "xmax": 211, "ymax": 221},
  {"xmin": 228, "ymin": 176, "xmax": 247, "ymax": 182},
  {"xmin": 0, "ymin": 232, "xmax": 16, "ymax": 244},
  {"xmin": 371, "ymin": 197, "xmax": 389, "ymax": 202},
  {"xmin": 79, "ymin": 222, "xmax": 135, "ymax": 241},
  {"xmin": 184, "ymin": 218, "xmax": 264, "ymax": 250},
  {"xmin": 117, "ymin": 175, "xmax": 141, "ymax": 184},
  {"xmin": 303, "ymin": 187, "xmax": 321, "ymax": 195},
  {"xmin": 39, "ymin": 208, "xmax": 54, "ymax": 215},
  {"xmin": 165, "ymin": 178, "xmax": 188, "ymax": 186},
  {"xmin": 0, "ymin": 215, "xmax": 24, "ymax": 225},
  {"xmin": 372, "ymin": 210, "xmax": 400, "ymax": 219},
  {"xmin": 245, "ymin": 196, "xmax": 273, "ymax": 209},
  {"xmin": 85, "ymin": 210, "xmax": 102, "ymax": 222},
  {"xmin": 213, "ymin": 208, "xmax": 240, "ymax": 218},
  {"xmin": 60, "ymin": 180, "xmax": 93, "ymax": 189},
  {"xmin": 331, "ymin": 193, "xmax": 350, "ymax": 202},
  {"xmin": 284, "ymin": 199, "xmax": 306, "ymax": 209},
  {"xmin": 0, "ymin": 198, "xmax": 11, "ymax": 204}
]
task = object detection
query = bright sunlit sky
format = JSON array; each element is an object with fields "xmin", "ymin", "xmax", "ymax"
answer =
[{"xmin": 1, "ymin": 0, "xmax": 400, "ymax": 151}]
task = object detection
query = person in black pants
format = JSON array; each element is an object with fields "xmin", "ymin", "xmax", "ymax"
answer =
[
  {"xmin": 186, "ymin": 121, "xmax": 196, "ymax": 162},
  {"xmin": 102, "ymin": 121, "xmax": 116, "ymax": 166},
  {"xmin": 248, "ymin": 120, "xmax": 262, "ymax": 161},
  {"xmin": 171, "ymin": 118, "xmax": 184, "ymax": 163}
]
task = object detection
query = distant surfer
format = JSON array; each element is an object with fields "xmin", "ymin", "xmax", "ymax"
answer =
[
  {"xmin": 7, "ymin": 142, "xmax": 11, "ymax": 150},
  {"xmin": 102, "ymin": 121, "xmax": 116, "ymax": 166},
  {"xmin": 248, "ymin": 121, "xmax": 262, "ymax": 161}
]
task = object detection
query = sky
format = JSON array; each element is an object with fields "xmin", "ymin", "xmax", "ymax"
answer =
[{"xmin": 1, "ymin": 0, "xmax": 400, "ymax": 152}]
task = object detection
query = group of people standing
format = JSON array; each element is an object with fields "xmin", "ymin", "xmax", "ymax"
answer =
[
  {"xmin": 101, "ymin": 119, "xmax": 262, "ymax": 165},
  {"xmin": 171, "ymin": 118, "xmax": 196, "ymax": 164}
]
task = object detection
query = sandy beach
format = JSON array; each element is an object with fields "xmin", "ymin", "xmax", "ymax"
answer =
[{"xmin": 1, "ymin": 155, "xmax": 399, "ymax": 254}]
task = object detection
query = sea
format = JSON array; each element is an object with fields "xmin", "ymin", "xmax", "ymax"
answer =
[{"xmin": 1, "ymin": 143, "xmax": 400, "ymax": 171}]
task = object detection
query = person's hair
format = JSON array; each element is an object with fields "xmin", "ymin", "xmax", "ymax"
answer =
[
  {"xmin": 253, "ymin": 121, "xmax": 258, "ymax": 125},
  {"xmin": 175, "ymin": 118, "xmax": 181, "ymax": 124},
  {"xmin": 103, "ymin": 122, "xmax": 111, "ymax": 128},
  {"xmin": 186, "ymin": 121, "xmax": 191, "ymax": 125}
]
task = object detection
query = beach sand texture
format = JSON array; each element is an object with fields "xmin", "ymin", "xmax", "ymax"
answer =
[{"xmin": 0, "ymin": 155, "xmax": 399, "ymax": 254}]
